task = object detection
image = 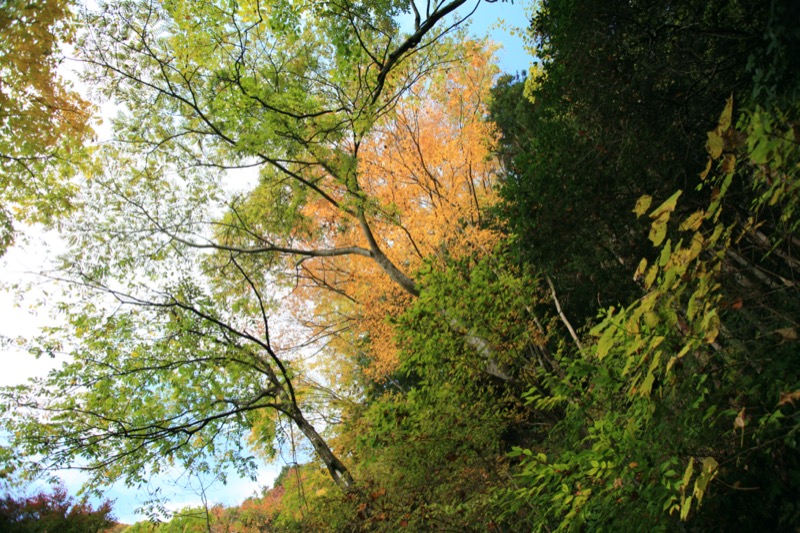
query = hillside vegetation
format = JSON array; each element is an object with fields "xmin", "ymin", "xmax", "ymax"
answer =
[{"xmin": 2, "ymin": 0, "xmax": 798, "ymax": 531}]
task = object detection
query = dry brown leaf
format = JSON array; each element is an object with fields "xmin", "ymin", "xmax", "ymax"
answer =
[
  {"xmin": 734, "ymin": 407, "xmax": 746, "ymax": 430},
  {"xmin": 774, "ymin": 327, "xmax": 798, "ymax": 341},
  {"xmin": 778, "ymin": 390, "xmax": 800, "ymax": 407}
]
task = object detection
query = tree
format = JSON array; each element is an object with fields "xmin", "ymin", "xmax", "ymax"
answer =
[
  {"xmin": 288, "ymin": 40, "xmax": 502, "ymax": 382},
  {"xmin": 492, "ymin": 0, "xmax": 774, "ymax": 322},
  {"xmin": 490, "ymin": 0, "xmax": 800, "ymax": 528},
  {"xmin": 1, "ymin": 0, "xmax": 512, "ymax": 504},
  {"xmin": 0, "ymin": 483, "xmax": 115, "ymax": 533},
  {"xmin": 0, "ymin": 0, "xmax": 94, "ymax": 254}
]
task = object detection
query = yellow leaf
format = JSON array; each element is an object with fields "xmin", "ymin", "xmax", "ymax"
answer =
[
  {"xmin": 650, "ymin": 190, "xmax": 683, "ymax": 220},
  {"xmin": 719, "ymin": 94, "xmax": 733, "ymax": 131},
  {"xmin": 658, "ymin": 239, "xmax": 672, "ymax": 266},
  {"xmin": 704, "ymin": 319, "xmax": 720, "ymax": 344},
  {"xmin": 632, "ymin": 195, "xmax": 652, "ymax": 217},
  {"xmin": 644, "ymin": 310, "xmax": 660, "ymax": 328},
  {"xmin": 596, "ymin": 327, "xmax": 615, "ymax": 360},
  {"xmin": 634, "ymin": 258, "xmax": 648, "ymax": 282},
  {"xmin": 694, "ymin": 457, "xmax": 719, "ymax": 505},
  {"xmin": 640, "ymin": 372, "xmax": 655, "ymax": 397},
  {"xmin": 681, "ymin": 494, "xmax": 694, "ymax": 520},
  {"xmin": 681, "ymin": 458, "xmax": 695, "ymax": 492},
  {"xmin": 648, "ymin": 191, "xmax": 683, "ymax": 246},
  {"xmin": 701, "ymin": 456, "xmax": 719, "ymax": 474},
  {"xmin": 649, "ymin": 211, "xmax": 669, "ymax": 246},
  {"xmin": 666, "ymin": 355, "xmax": 677, "ymax": 374},
  {"xmin": 706, "ymin": 130, "xmax": 723, "ymax": 159},
  {"xmin": 679, "ymin": 211, "xmax": 705, "ymax": 232},
  {"xmin": 734, "ymin": 407, "xmax": 746, "ymax": 429},
  {"xmin": 644, "ymin": 265, "xmax": 658, "ymax": 290}
]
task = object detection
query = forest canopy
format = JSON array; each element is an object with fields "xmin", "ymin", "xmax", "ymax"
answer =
[{"xmin": 1, "ymin": 0, "xmax": 799, "ymax": 531}]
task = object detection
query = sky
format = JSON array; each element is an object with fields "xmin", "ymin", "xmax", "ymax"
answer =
[{"xmin": 0, "ymin": 0, "xmax": 533, "ymax": 525}]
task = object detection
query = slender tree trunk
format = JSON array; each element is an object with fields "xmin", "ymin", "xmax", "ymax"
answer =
[
  {"xmin": 356, "ymin": 212, "xmax": 420, "ymax": 296},
  {"xmin": 285, "ymin": 403, "xmax": 355, "ymax": 492}
]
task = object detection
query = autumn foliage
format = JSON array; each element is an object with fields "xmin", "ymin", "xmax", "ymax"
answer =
[
  {"xmin": 292, "ymin": 42, "xmax": 502, "ymax": 379},
  {"xmin": 4, "ymin": 0, "xmax": 800, "ymax": 530},
  {"xmin": 0, "ymin": 0, "xmax": 93, "ymax": 252},
  {"xmin": 0, "ymin": 484, "xmax": 115, "ymax": 533}
]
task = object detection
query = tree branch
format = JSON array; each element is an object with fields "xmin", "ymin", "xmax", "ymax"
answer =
[{"xmin": 546, "ymin": 274, "xmax": 584, "ymax": 352}]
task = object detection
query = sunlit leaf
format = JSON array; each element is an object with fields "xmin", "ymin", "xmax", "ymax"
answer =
[{"xmin": 633, "ymin": 195, "xmax": 652, "ymax": 217}]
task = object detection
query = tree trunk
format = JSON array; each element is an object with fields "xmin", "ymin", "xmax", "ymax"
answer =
[{"xmin": 286, "ymin": 404, "xmax": 355, "ymax": 492}]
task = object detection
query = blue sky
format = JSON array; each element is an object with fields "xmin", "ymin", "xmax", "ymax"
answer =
[
  {"xmin": 397, "ymin": 0, "xmax": 533, "ymax": 74},
  {"xmin": 463, "ymin": 0, "xmax": 532, "ymax": 73},
  {"xmin": 1, "ymin": 0, "xmax": 533, "ymax": 525}
]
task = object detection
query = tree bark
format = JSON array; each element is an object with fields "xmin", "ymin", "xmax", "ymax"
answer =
[
  {"xmin": 284, "ymin": 402, "xmax": 355, "ymax": 492},
  {"xmin": 356, "ymin": 211, "xmax": 420, "ymax": 297}
]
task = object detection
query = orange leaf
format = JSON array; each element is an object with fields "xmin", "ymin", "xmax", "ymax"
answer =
[{"xmin": 778, "ymin": 391, "xmax": 800, "ymax": 407}]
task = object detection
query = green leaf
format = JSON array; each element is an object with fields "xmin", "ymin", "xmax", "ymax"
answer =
[
  {"xmin": 644, "ymin": 265, "xmax": 659, "ymax": 290},
  {"xmin": 596, "ymin": 327, "xmax": 615, "ymax": 360},
  {"xmin": 680, "ymin": 495, "xmax": 694, "ymax": 520},
  {"xmin": 640, "ymin": 372, "xmax": 655, "ymax": 397}
]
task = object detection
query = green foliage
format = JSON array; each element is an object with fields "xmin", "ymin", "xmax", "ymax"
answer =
[
  {"xmin": 1, "ymin": 281, "xmax": 280, "ymax": 493},
  {"xmin": 304, "ymin": 254, "xmax": 556, "ymax": 531},
  {"xmin": 492, "ymin": 0, "xmax": 782, "ymax": 321},
  {"xmin": 399, "ymin": 254, "xmax": 547, "ymax": 385},
  {"xmin": 502, "ymin": 96, "xmax": 800, "ymax": 531},
  {"xmin": 2, "ymin": 0, "xmax": 799, "ymax": 529},
  {"xmin": 488, "ymin": 7, "xmax": 800, "ymax": 526}
]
